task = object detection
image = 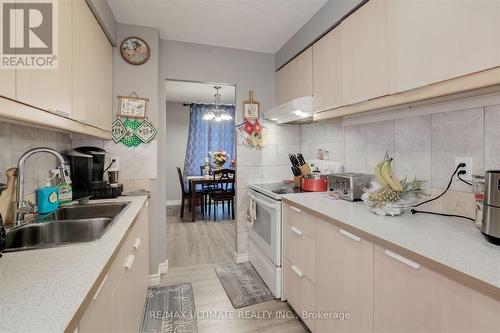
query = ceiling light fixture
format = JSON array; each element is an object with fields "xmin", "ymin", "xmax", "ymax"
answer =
[{"xmin": 204, "ymin": 86, "xmax": 232, "ymax": 121}]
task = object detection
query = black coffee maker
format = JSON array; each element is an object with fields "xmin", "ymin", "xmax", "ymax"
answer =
[{"xmin": 65, "ymin": 147, "xmax": 108, "ymax": 192}]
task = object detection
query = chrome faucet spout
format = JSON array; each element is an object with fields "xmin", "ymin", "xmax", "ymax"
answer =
[{"xmin": 15, "ymin": 147, "xmax": 71, "ymax": 227}]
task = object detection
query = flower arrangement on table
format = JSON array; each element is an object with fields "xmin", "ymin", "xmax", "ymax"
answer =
[
  {"xmin": 209, "ymin": 150, "xmax": 230, "ymax": 169},
  {"xmin": 362, "ymin": 153, "xmax": 427, "ymax": 216}
]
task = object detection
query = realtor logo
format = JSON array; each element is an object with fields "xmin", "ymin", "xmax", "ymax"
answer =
[{"xmin": 1, "ymin": 0, "xmax": 58, "ymax": 69}]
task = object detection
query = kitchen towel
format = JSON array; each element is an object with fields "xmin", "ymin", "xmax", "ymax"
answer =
[{"xmin": 246, "ymin": 195, "xmax": 256, "ymax": 227}]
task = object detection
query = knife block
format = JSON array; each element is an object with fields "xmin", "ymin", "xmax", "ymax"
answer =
[{"xmin": 294, "ymin": 176, "xmax": 302, "ymax": 188}]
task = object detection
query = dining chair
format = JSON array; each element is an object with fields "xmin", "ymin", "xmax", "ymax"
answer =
[
  {"xmin": 208, "ymin": 169, "xmax": 235, "ymax": 221},
  {"xmin": 176, "ymin": 167, "xmax": 204, "ymax": 219}
]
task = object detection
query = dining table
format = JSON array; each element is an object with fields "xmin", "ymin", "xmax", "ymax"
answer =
[{"xmin": 185, "ymin": 174, "xmax": 235, "ymax": 222}]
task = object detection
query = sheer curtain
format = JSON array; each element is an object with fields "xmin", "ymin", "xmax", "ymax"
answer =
[{"xmin": 183, "ymin": 103, "xmax": 235, "ymax": 181}]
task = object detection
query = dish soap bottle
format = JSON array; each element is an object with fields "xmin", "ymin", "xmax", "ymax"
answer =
[
  {"xmin": 51, "ymin": 169, "xmax": 72, "ymax": 205},
  {"xmin": 37, "ymin": 179, "xmax": 59, "ymax": 214}
]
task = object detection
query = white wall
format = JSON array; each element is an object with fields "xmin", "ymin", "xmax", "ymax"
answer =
[
  {"xmin": 301, "ymin": 97, "xmax": 500, "ymax": 219},
  {"xmin": 158, "ymin": 39, "xmax": 300, "ymax": 261},
  {"xmin": 165, "ymin": 102, "xmax": 190, "ymax": 202}
]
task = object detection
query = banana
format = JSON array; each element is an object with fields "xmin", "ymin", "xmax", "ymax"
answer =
[
  {"xmin": 380, "ymin": 158, "xmax": 404, "ymax": 192},
  {"xmin": 374, "ymin": 161, "xmax": 388, "ymax": 187}
]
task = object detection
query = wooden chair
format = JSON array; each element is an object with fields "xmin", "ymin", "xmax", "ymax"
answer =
[
  {"xmin": 208, "ymin": 169, "xmax": 235, "ymax": 221},
  {"xmin": 176, "ymin": 167, "xmax": 204, "ymax": 219}
]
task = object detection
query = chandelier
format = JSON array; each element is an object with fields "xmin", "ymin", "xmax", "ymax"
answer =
[{"xmin": 203, "ymin": 86, "xmax": 232, "ymax": 121}]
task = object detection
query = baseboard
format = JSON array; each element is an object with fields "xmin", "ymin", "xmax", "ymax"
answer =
[
  {"xmin": 166, "ymin": 200, "xmax": 181, "ymax": 206},
  {"xmin": 148, "ymin": 259, "xmax": 169, "ymax": 286},
  {"xmin": 234, "ymin": 251, "xmax": 249, "ymax": 264},
  {"xmin": 149, "ymin": 273, "xmax": 160, "ymax": 286}
]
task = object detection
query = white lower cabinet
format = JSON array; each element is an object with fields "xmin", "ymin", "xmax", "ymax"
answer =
[
  {"xmin": 315, "ymin": 221, "xmax": 373, "ymax": 333},
  {"xmin": 78, "ymin": 204, "xmax": 150, "ymax": 333},
  {"xmin": 282, "ymin": 202, "xmax": 500, "ymax": 333},
  {"xmin": 374, "ymin": 245, "xmax": 500, "ymax": 333}
]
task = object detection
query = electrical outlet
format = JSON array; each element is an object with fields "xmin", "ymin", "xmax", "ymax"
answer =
[{"xmin": 455, "ymin": 157, "xmax": 473, "ymax": 181}]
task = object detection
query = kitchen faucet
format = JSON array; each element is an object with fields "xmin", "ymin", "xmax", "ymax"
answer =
[{"xmin": 15, "ymin": 148, "xmax": 72, "ymax": 226}]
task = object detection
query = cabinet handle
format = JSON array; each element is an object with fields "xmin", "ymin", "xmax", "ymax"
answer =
[
  {"xmin": 145, "ymin": 200, "xmax": 149, "ymax": 207},
  {"xmin": 385, "ymin": 250, "xmax": 420, "ymax": 269},
  {"xmin": 133, "ymin": 238, "xmax": 141, "ymax": 250},
  {"xmin": 124, "ymin": 254, "xmax": 135, "ymax": 270},
  {"xmin": 290, "ymin": 226, "xmax": 303, "ymax": 236},
  {"xmin": 291, "ymin": 264, "xmax": 304, "ymax": 278},
  {"xmin": 290, "ymin": 206, "xmax": 302, "ymax": 213},
  {"xmin": 93, "ymin": 274, "xmax": 108, "ymax": 301},
  {"xmin": 339, "ymin": 229, "xmax": 361, "ymax": 242}
]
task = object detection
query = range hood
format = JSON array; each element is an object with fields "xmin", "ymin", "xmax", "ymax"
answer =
[{"xmin": 263, "ymin": 96, "xmax": 313, "ymax": 124}]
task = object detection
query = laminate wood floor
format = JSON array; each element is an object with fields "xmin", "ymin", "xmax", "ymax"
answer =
[
  {"xmin": 164, "ymin": 206, "xmax": 308, "ymax": 332},
  {"xmin": 160, "ymin": 263, "xmax": 308, "ymax": 333},
  {"xmin": 166, "ymin": 205, "xmax": 236, "ymax": 269}
]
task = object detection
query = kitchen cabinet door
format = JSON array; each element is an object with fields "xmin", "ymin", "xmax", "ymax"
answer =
[
  {"xmin": 276, "ymin": 48, "xmax": 313, "ymax": 105},
  {"xmin": 312, "ymin": 26, "xmax": 343, "ymax": 113},
  {"xmin": 315, "ymin": 221, "xmax": 374, "ymax": 333},
  {"xmin": 387, "ymin": 0, "xmax": 499, "ymax": 93},
  {"xmin": 72, "ymin": 0, "xmax": 112, "ymax": 131},
  {"xmin": 374, "ymin": 245, "xmax": 500, "ymax": 333},
  {"xmin": 16, "ymin": 0, "xmax": 73, "ymax": 117},
  {"xmin": 0, "ymin": 3, "xmax": 16, "ymax": 99},
  {"xmin": 342, "ymin": 0, "xmax": 389, "ymax": 104}
]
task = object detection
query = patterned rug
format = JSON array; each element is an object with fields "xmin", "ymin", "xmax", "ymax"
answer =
[
  {"xmin": 215, "ymin": 262, "xmax": 275, "ymax": 309},
  {"xmin": 140, "ymin": 283, "xmax": 198, "ymax": 333}
]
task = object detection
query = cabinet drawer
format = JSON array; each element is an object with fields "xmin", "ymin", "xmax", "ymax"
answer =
[
  {"xmin": 283, "ymin": 258, "xmax": 315, "ymax": 331},
  {"xmin": 283, "ymin": 203, "xmax": 316, "ymax": 239},
  {"xmin": 284, "ymin": 223, "xmax": 315, "ymax": 283}
]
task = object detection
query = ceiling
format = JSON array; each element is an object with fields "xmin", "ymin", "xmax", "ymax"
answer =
[
  {"xmin": 165, "ymin": 80, "xmax": 236, "ymax": 104},
  {"xmin": 107, "ymin": 0, "xmax": 327, "ymax": 53}
]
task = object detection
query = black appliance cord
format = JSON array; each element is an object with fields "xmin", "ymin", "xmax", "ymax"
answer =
[{"xmin": 411, "ymin": 163, "xmax": 474, "ymax": 222}]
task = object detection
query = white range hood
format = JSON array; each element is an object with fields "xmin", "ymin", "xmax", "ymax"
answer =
[{"xmin": 263, "ymin": 96, "xmax": 313, "ymax": 124}]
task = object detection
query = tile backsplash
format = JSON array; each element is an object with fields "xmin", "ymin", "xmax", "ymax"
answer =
[
  {"xmin": 0, "ymin": 121, "xmax": 71, "ymax": 196},
  {"xmin": 300, "ymin": 103, "xmax": 500, "ymax": 219}
]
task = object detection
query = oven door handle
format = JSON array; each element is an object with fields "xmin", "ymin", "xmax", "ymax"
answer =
[{"xmin": 248, "ymin": 193, "xmax": 277, "ymax": 209}]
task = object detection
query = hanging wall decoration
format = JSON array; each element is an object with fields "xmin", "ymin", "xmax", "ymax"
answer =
[
  {"xmin": 111, "ymin": 118, "xmax": 127, "ymax": 143},
  {"xmin": 242, "ymin": 90, "xmax": 260, "ymax": 120},
  {"xmin": 115, "ymin": 92, "xmax": 157, "ymax": 147},
  {"xmin": 120, "ymin": 36, "xmax": 150, "ymax": 65},
  {"xmin": 134, "ymin": 118, "xmax": 157, "ymax": 143},
  {"xmin": 121, "ymin": 118, "xmax": 142, "ymax": 147},
  {"xmin": 236, "ymin": 119, "xmax": 267, "ymax": 148}
]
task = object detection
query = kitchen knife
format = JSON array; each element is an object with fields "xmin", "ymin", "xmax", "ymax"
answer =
[{"xmin": 297, "ymin": 153, "xmax": 306, "ymax": 166}]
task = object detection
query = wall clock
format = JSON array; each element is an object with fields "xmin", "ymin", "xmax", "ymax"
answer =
[{"xmin": 120, "ymin": 36, "xmax": 150, "ymax": 65}]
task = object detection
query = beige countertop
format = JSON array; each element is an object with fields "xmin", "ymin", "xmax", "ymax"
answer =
[
  {"xmin": 282, "ymin": 192, "xmax": 500, "ymax": 299},
  {"xmin": 0, "ymin": 195, "xmax": 148, "ymax": 333}
]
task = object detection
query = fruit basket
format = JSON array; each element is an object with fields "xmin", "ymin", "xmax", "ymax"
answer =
[{"xmin": 362, "ymin": 153, "xmax": 426, "ymax": 216}]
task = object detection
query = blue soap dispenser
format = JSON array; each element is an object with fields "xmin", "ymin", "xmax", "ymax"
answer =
[{"xmin": 37, "ymin": 179, "xmax": 59, "ymax": 214}]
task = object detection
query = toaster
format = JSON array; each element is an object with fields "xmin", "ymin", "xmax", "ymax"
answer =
[{"xmin": 329, "ymin": 173, "xmax": 374, "ymax": 201}]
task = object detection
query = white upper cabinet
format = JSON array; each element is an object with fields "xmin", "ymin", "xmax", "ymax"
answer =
[
  {"xmin": 312, "ymin": 25, "xmax": 343, "ymax": 112},
  {"xmin": 342, "ymin": 0, "xmax": 389, "ymax": 104},
  {"xmin": 276, "ymin": 47, "xmax": 313, "ymax": 105},
  {"xmin": 72, "ymin": 0, "xmax": 112, "ymax": 131},
  {"xmin": 387, "ymin": 0, "xmax": 500, "ymax": 93},
  {"xmin": 16, "ymin": 0, "xmax": 73, "ymax": 117}
]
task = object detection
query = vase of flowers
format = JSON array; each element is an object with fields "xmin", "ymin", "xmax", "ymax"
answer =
[{"xmin": 209, "ymin": 150, "xmax": 229, "ymax": 170}]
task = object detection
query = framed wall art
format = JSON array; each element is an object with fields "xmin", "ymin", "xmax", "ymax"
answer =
[
  {"xmin": 120, "ymin": 36, "xmax": 150, "ymax": 65},
  {"xmin": 118, "ymin": 95, "xmax": 149, "ymax": 119},
  {"xmin": 242, "ymin": 90, "xmax": 260, "ymax": 120}
]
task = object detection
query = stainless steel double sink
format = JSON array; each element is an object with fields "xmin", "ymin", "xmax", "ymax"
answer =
[{"xmin": 4, "ymin": 202, "xmax": 128, "ymax": 252}]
